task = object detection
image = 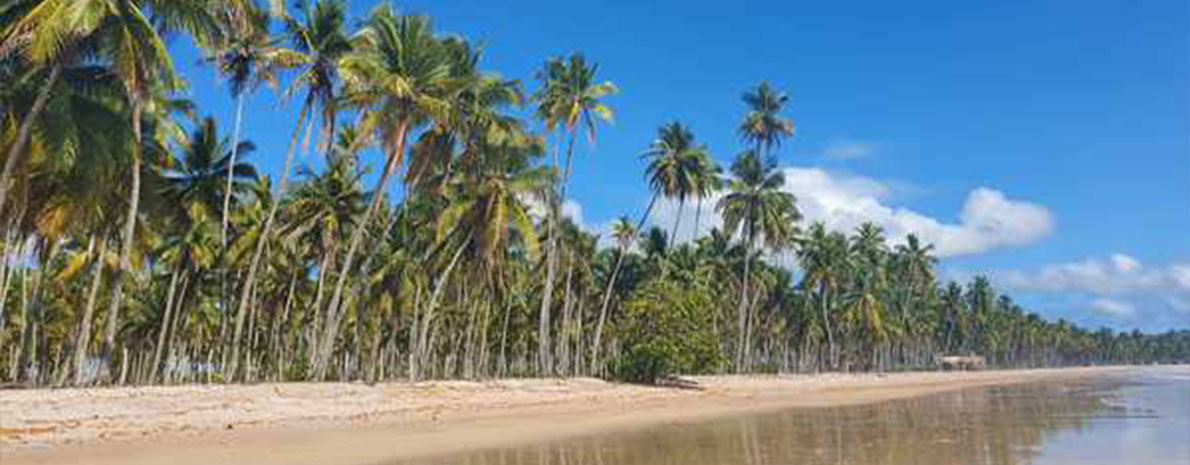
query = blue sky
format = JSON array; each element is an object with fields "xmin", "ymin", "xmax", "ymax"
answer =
[{"xmin": 170, "ymin": 0, "xmax": 1190, "ymax": 331}]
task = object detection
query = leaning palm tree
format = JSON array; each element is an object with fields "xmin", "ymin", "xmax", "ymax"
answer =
[
  {"xmin": 738, "ymin": 81, "xmax": 794, "ymax": 158},
  {"xmin": 224, "ymin": 0, "xmax": 351, "ymax": 380},
  {"xmin": 309, "ymin": 5, "xmax": 459, "ymax": 380},
  {"xmin": 591, "ymin": 215, "xmax": 636, "ymax": 372},
  {"xmin": 35, "ymin": 0, "xmax": 218, "ymax": 382},
  {"xmin": 716, "ymin": 150, "xmax": 799, "ymax": 371},
  {"xmin": 415, "ymin": 137, "xmax": 548, "ymax": 379},
  {"xmin": 531, "ymin": 52, "xmax": 616, "ymax": 374},
  {"xmin": 642, "ymin": 121, "xmax": 701, "ymax": 247},
  {"xmin": 0, "ymin": 0, "xmax": 91, "ymax": 220}
]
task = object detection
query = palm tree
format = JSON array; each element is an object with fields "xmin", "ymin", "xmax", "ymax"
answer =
[
  {"xmin": 26, "ymin": 0, "xmax": 218, "ymax": 383},
  {"xmin": 716, "ymin": 150, "xmax": 799, "ymax": 370},
  {"xmin": 690, "ymin": 149, "xmax": 723, "ymax": 240},
  {"xmin": 738, "ymin": 81, "xmax": 794, "ymax": 158},
  {"xmin": 797, "ymin": 223, "xmax": 850, "ymax": 369},
  {"xmin": 418, "ymin": 137, "xmax": 548, "ymax": 379},
  {"xmin": 161, "ymin": 117, "xmax": 258, "ymax": 218},
  {"xmin": 642, "ymin": 121, "xmax": 702, "ymax": 247},
  {"xmin": 283, "ymin": 0, "xmax": 352, "ymax": 156},
  {"xmin": 310, "ymin": 5, "xmax": 459, "ymax": 380},
  {"xmin": 591, "ymin": 215, "xmax": 636, "ymax": 372},
  {"xmin": 223, "ymin": 0, "xmax": 352, "ymax": 381},
  {"xmin": 206, "ymin": 4, "xmax": 301, "ymax": 291},
  {"xmin": 532, "ymin": 52, "xmax": 616, "ymax": 374}
]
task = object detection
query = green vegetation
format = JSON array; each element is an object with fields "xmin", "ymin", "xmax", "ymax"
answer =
[
  {"xmin": 614, "ymin": 280, "xmax": 725, "ymax": 383},
  {"xmin": 1, "ymin": 1, "xmax": 1186, "ymax": 387}
]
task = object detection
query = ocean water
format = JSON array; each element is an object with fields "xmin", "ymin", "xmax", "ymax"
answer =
[{"xmin": 398, "ymin": 370, "xmax": 1190, "ymax": 465}]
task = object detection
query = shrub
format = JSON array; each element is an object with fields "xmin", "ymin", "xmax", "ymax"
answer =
[{"xmin": 612, "ymin": 279, "xmax": 725, "ymax": 383}]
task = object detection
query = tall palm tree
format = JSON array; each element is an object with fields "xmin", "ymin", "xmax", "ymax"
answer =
[
  {"xmin": 716, "ymin": 150, "xmax": 799, "ymax": 370},
  {"xmin": 223, "ymin": 0, "xmax": 350, "ymax": 381},
  {"xmin": 206, "ymin": 4, "xmax": 301, "ymax": 284},
  {"xmin": 29, "ymin": 0, "xmax": 218, "ymax": 383},
  {"xmin": 531, "ymin": 52, "xmax": 616, "ymax": 374},
  {"xmin": 309, "ymin": 5, "xmax": 459, "ymax": 380},
  {"xmin": 283, "ymin": 0, "xmax": 352, "ymax": 156},
  {"xmin": 738, "ymin": 81, "xmax": 794, "ymax": 158}
]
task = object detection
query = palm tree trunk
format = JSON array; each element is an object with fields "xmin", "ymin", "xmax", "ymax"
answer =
[
  {"xmin": 735, "ymin": 238, "xmax": 752, "ymax": 372},
  {"xmin": 17, "ymin": 239, "xmax": 53, "ymax": 383},
  {"xmin": 538, "ymin": 219, "xmax": 558, "ymax": 375},
  {"xmin": 557, "ymin": 250, "xmax": 574, "ymax": 376},
  {"xmin": 100, "ymin": 103, "xmax": 145, "ymax": 384},
  {"xmin": 0, "ymin": 64, "xmax": 61, "ymax": 219},
  {"xmin": 226, "ymin": 102, "xmax": 310, "ymax": 382},
  {"xmin": 537, "ymin": 128, "xmax": 579, "ymax": 376},
  {"xmin": 150, "ymin": 264, "xmax": 183, "ymax": 383},
  {"xmin": 314, "ymin": 119, "xmax": 410, "ymax": 380},
  {"xmin": 670, "ymin": 200, "xmax": 684, "ymax": 247},
  {"xmin": 413, "ymin": 237, "xmax": 469, "ymax": 381},
  {"xmin": 694, "ymin": 197, "xmax": 704, "ymax": 240},
  {"xmin": 820, "ymin": 281, "xmax": 836, "ymax": 369},
  {"xmin": 72, "ymin": 232, "xmax": 108, "ymax": 385},
  {"xmin": 0, "ymin": 222, "xmax": 21, "ymax": 347},
  {"xmin": 307, "ymin": 249, "xmax": 332, "ymax": 366},
  {"xmin": 591, "ymin": 192, "xmax": 658, "ymax": 374},
  {"xmin": 220, "ymin": 93, "xmax": 247, "ymax": 332}
]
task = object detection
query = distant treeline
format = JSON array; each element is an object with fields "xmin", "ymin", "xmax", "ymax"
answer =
[{"xmin": 1, "ymin": 0, "xmax": 1186, "ymax": 387}]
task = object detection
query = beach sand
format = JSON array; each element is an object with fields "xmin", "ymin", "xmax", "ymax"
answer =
[{"xmin": 0, "ymin": 366, "xmax": 1157, "ymax": 465}]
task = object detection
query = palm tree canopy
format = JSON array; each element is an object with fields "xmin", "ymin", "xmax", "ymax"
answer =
[
  {"xmin": 737, "ymin": 80, "xmax": 794, "ymax": 156},
  {"xmin": 532, "ymin": 52, "xmax": 617, "ymax": 142},
  {"xmin": 716, "ymin": 150, "xmax": 799, "ymax": 251}
]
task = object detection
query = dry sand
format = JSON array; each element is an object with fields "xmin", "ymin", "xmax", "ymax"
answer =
[{"xmin": 0, "ymin": 366, "xmax": 1147, "ymax": 465}]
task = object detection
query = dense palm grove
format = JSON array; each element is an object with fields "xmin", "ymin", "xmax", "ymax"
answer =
[{"xmin": 1, "ymin": 1, "xmax": 1186, "ymax": 387}]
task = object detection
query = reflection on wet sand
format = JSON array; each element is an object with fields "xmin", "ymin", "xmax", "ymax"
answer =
[{"xmin": 398, "ymin": 376, "xmax": 1186, "ymax": 465}]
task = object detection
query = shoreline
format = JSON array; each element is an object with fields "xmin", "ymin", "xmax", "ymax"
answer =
[{"xmin": 0, "ymin": 366, "xmax": 1168, "ymax": 465}]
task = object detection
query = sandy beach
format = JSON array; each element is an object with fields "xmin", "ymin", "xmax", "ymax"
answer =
[{"xmin": 0, "ymin": 366, "xmax": 1157, "ymax": 465}]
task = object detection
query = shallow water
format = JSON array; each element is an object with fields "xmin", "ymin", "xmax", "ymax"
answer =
[{"xmin": 399, "ymin": 371, "xmax": 1190, "ymax": 465}]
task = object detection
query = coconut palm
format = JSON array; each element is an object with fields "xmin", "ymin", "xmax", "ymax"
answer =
[
  {"xmin": 283, "ymin": 0, "xmax": 352, "ymax": 156},
  {"xmin": 310, "ymin": 5, "xmax": 460, "ymax": 380},
  {"xmin": 690, "ymin": 149, "xmax": 723, "ymax": 240},
  {"xmin": 642, "ymin": 121, "xmax": 702, "ymax": 247},
  {"xmin": 738, "ymin": 81, "xmax": 794, "ymax": 158},
  {"xmin": 716, "ymin": 150, "xmax": 799, "ymax": 370},
  {"xmin": 161, "ymin": 117, "xmax": 258, "ymax": 218},
  {"xmin": 206, "ymin": 4, "xmax": 301, "ymax": 280},
  {"xmin": 591, "ymin": 215, "xmax": 636, "ymax": 372},
  {"xmin": 797, "ymin": 223, "xmax": 851, "ymax": 369},
  {"xmin": 531, "ymin": 52, "xmax": 616, "ymax": 374}
]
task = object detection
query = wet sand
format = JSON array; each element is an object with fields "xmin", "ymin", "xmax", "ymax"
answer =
[{"xmin": 0, "ymin": 366, "xmax": 1166, "ymax": 465}]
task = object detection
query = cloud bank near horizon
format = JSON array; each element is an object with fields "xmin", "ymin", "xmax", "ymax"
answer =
[{"xmin": 644, "ymin": 166, "xmax": 1054, "ymax": 258}]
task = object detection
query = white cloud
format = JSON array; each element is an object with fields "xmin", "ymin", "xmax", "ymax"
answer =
[
  {"xmin": 523, "ymin": 196, "xmax": 587, "ymax": 227},
  {"xmin": 561, "ymin": 200, "xmax": 585, "ymax": 228},
  {"xmin": 823, "ymin": 139, "xmax": 877, "ymax": 160},
  {"xmin": 1000, "ymin": 255, "xmax": 1185, "ymax": 296},
  {"xmin": 650, "ymin": 166, "xmax": 1054, "ymax": 258},
  {"xmin": 968, "ymin": 254, "xmax": 1190, "ymax": 324},
  {"xmin": 1111, "ymin": 253, "xmax": 1141, "ymax": 272},
  {"xmin": 1171, "ymin": 265, "xmax": 1190, "ymax": 291},
  {"xmin": 1089, "ymin": 298, "xmax": 1135, "ymax": 317}
]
